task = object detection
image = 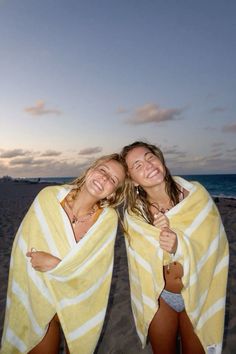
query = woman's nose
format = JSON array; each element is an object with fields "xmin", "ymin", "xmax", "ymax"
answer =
[
  {"xmin": 145, "ymin": 160, "xmax": 153, "ymax": 169},
  {"xmin": 101, "ymin": 172, "xmax": 108, "ymax": 181}
]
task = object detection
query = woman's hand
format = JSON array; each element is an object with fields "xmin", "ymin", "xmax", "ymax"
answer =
[
  {"xmin": 159, "ymin": 227, "xmax": 178, "ymax": 254},
  {"xmin": 26, "ymin": 249, "xmax": 61, "ymax": 272},
  {"xmin": 153, "ymin": 212, "xmax": 170, "ymax": 229}
]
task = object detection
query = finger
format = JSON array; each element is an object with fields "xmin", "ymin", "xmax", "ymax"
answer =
[
  {"xmin": 26, "ymin": 251, "xmax": 32, "ymax": 257},
  {"xmin": 160, "ymin": 231, "xmax": 170, "ymax": 238}
]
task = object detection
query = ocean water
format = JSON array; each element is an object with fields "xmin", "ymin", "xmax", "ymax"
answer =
[
  {"xmin": 182, "ymin": 174, "xmax": 236, "ymax": 198},
  {"xmin": 38, "ymin": 174, "xmax": 236, "ymax": 199}
]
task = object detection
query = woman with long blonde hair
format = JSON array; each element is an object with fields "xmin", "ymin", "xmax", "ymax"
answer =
[{"xmin": 1, "ymin": 153, "xmax": 127, "ymax": 354}]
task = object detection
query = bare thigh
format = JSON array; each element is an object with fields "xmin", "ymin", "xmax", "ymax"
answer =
[
  {"xmin": 148, "ymin": 298, "xmax": 179, "ymax": 354},
  {"xmin": 179, "ymin": 311, "xmax": 205, "ymax": 354},
  {"xmin": 28, "ymin": 314, "xmax": 61, "ymax": 354}
]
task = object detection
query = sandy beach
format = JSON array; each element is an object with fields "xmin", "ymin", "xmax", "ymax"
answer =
[{"xmin": 0, "ymin": 181, "xmax": 235, "ymax": 353}]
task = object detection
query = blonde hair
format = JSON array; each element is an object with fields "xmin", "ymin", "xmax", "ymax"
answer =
[
  {"xmin": 68, "ymin": 153, "xmax": 127, "ymax": 209},
  {"xmin": 120, "ymin": 141, "xmax": 182, "ymax": 224}
]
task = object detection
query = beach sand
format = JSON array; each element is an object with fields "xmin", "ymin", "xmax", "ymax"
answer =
[{"xmin": 0, "ymin": 182, "xmax": 235, "ymax": 353}]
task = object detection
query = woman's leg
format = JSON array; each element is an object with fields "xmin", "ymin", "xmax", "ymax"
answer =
[
  {"xmin": 148, "ymin": 298, "xmax": 178, "ymax": 354},
  {"xmin": 179, "ymin": 311, "xmax": 205, "ymax": 354},
  {"xmin": 28, "ymin": 314, "xmax": 61, "ymax": 354}
]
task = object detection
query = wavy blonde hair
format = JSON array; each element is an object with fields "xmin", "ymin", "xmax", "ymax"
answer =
[
  {"xmin": 120, "ymin": 141, "xmax": 182, "ymax": 224},
  {"xmin": 68, "ymin": 153, "xmax": 128, "ymax": 210}
]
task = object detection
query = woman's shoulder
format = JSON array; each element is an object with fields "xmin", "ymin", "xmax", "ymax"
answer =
[{"xmin": 36, "ymin": 184, "xmax": 71, "ymax": 200}]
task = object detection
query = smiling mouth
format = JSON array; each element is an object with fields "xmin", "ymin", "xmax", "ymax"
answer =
[
  {"xmin": 93, "ymin": 180, "xmax": 103, "ymax": 191},
  {"xmin": 147, "ymin": 169, "xmax": 159, "ymax": 178}
]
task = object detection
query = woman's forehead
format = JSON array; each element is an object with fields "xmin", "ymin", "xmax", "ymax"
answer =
[
  {"xmin": 99, "ymin": 159, "xmax": 125, "ymax": 177},
  {"xmin": 126, "ymin": 146, "xmax": 151, "ymax": 164}
]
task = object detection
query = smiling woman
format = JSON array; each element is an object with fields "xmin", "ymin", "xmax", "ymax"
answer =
[
  {"xmin": 0, "ymin": 153, "xmax": 127, "ymax": 354},
  {"xmin": 120, "ymin": 141, "xmax": 229, "ymax": 354}
]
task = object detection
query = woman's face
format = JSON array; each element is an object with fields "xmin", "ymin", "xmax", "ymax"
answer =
[
  {"xmin": 125, "ymin": 146, "xmax": 165, "ymax": 189},
  {"xmin": 85, "ymin": 159, "xmax": 125, "ymax": 200}
]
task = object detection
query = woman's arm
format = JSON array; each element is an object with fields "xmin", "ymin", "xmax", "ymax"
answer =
[{"xmin": 26, "ymin": 249, "xmax": 61, "ymax": 272}]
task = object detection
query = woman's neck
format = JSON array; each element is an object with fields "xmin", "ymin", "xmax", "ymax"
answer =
[
  {"xmin": 70, "ymin": 188, "xmax": 98, "ymax": 216},
  {"xmin": 145, "ymin": 183, "xmax": 169, "ymax": 205}
]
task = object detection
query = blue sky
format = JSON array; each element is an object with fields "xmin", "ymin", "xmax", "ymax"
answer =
[{"xmin": 0, "ymin": 0, "xmax": 235, "ymax": 177}]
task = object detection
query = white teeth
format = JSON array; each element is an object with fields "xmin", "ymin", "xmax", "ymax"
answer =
[
  {"xmin": 148, "ymin": 169, "xmax": 158, "ymax": 178},
  {"xmin": 93, "ymin": 180, "xmax": 103, "ymax": 191}
]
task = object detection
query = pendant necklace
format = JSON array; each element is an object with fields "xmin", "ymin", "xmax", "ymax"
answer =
[
  {"xmin": 65, "ymin": 201, "xmax": 98, "ymax": 227},
  {"xmin": 150, "ymin": 200, "xmax": 173, "ymax": 214}
]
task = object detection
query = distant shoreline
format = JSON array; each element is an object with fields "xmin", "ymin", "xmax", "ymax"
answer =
[{"xmin": 1, "ymin": 177, "xmax": 236, "ymax": 199}]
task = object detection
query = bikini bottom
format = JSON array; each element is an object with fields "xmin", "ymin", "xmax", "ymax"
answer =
[{"xmin": 160, "ymin": 289, "xmax": 185, "ymax": 312}]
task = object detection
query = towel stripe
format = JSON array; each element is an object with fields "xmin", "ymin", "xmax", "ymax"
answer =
[
  {"xmin": 197, "ymin": 297, "xmax": 226, "ymax": 330},
  {"xmin": 6, "ymin": 328, "xmax": 27, "ymax": 353},
  {"xmin": 33, "ymin": 198, "xmax": 61, "ymax": 257},
  {"xmin": 67, "ymin": 309, "xmax": 106, "ymax": 341},
  {"xmin": 58, "ymin": 263, "xmax": 113, "ymax": 309},
  {"xmin": 12, "ymin": 280, "xmax": 44, "ymax": 336}
]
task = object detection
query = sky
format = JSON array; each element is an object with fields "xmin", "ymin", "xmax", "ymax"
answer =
[{"xmin": 0, "ymin": 0, "xmax": 235, "ymax": 177}]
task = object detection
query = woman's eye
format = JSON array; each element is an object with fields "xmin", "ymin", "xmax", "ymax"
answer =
[
  {"xmin": 135, "ymin": 164, "xmax": 142, "ymax": 170},
  {"xmin": 110, "ymin": 177, "xmax": 116, "ymax": 184}
]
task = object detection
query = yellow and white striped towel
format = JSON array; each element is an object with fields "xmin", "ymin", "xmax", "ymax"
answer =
[
  {"xmin": 124, "ymin": 177, "xmax": 229, "ymax": 353},
  {"xmin": 1, "ymin": 185, "xmax": 118, "ymax": 354}
]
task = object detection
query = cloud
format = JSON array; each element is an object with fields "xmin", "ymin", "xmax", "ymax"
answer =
[
  {"xmin": 168, "ymin": 152, "xmax": 236, "ymax": 175},
  {"xmin": 116, "ymin": 107, "xmax": 129, "ymax": 114},
  {"xmin": 9, "ymin": 157, "xmax": 35, "ymax": 166},
  {"xmin": 0, "ymin": 149, "xmax": 28, "ymax": 158},
  {"xmin": 212, "ymin": 142, "xmax": 225, "ymax": 147},
  {"xmin": 24, "ymin": 100, "xmax": 61, "ymax": 116},
  {"xmin": 41, "ymin": 150, "xmax": 62, "ymax": 157},
  {"xmin": 226, "ymin": 147, "xmax": 236, "ymax": 153},
  {"xmin": 210, "ymin": 106, "xmax": 227, "ymax": 113},
  {"xmin": 78, "ymin": 147, "xmax": 103, "ymax": 155},
  {"xmin": 0, "ymin": 157, "xmax": 95, "ymax": 178},
  {"xmin": 222, "ymin": 123, "xmax": 236, "ymax": 133},
  {"xmin": 161, "ymin": 145, "xmax": 187, "ymax": 159},
  {"xmin": 126, "ymin": 103, "xmax": 183, "ymax": 125}
]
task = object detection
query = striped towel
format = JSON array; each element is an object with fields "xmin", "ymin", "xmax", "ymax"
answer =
[
  {"xmin": 1, "ymin": 185, "xmax": 118, "ymax": 354},
  {"xmin": 124, "ymin": 177, "xmax": 229, "ymax": 353}
]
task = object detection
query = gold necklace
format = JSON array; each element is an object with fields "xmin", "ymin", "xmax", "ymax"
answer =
[{"xmin": 65, "ymin": 201, "xmax": 98, "ymax": 227}]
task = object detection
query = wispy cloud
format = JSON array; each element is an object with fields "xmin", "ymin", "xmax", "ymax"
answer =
[
  {"xmin": 9, "ymin": 157, "xmax": 35, "ymax": 165},
  {"xmin": 161, "ymin": 145, "xmax": 187, "ymax": 159},
  {"xmin": 226, "ymin": 147, "xmax": 236, "ymax": 153},
  {"xmin": 24, "ymin": 100, "xmax": 61, "ymax": 116},
  {"xmin": 210, "ymin": 106, "xmax": 227, "ymax": 113},
  {"xmin": 0, "ymin": 149, "xmax": 28, "ymax": 158},
  {"xmin": 222, "ymin": 123, "xmax": 236, "ymax": 133},
  {"xmin": 41, "ymin": 150, "xmax": 62, "ymax": 157},
  {"xmin": 0, "ymin": 156, "xmax": 95, "ymax": 178},
  {"xmin": 116, "ymin": 106, "xmax": 129, "ymax": 114},
  {"xmin": 126, "ymin": 103, "xmax": 183, "ymax": 125},
  {"xmin": 212, "ymin": 142, "xmax": 225, "ymax": 147},
  {"xmin": 78, "ymin": 147, "xmax": 103, "ymax": 155},
  {"xmin": 168, "ymin": 151, "xmax": 235, "ymax": 174}
]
